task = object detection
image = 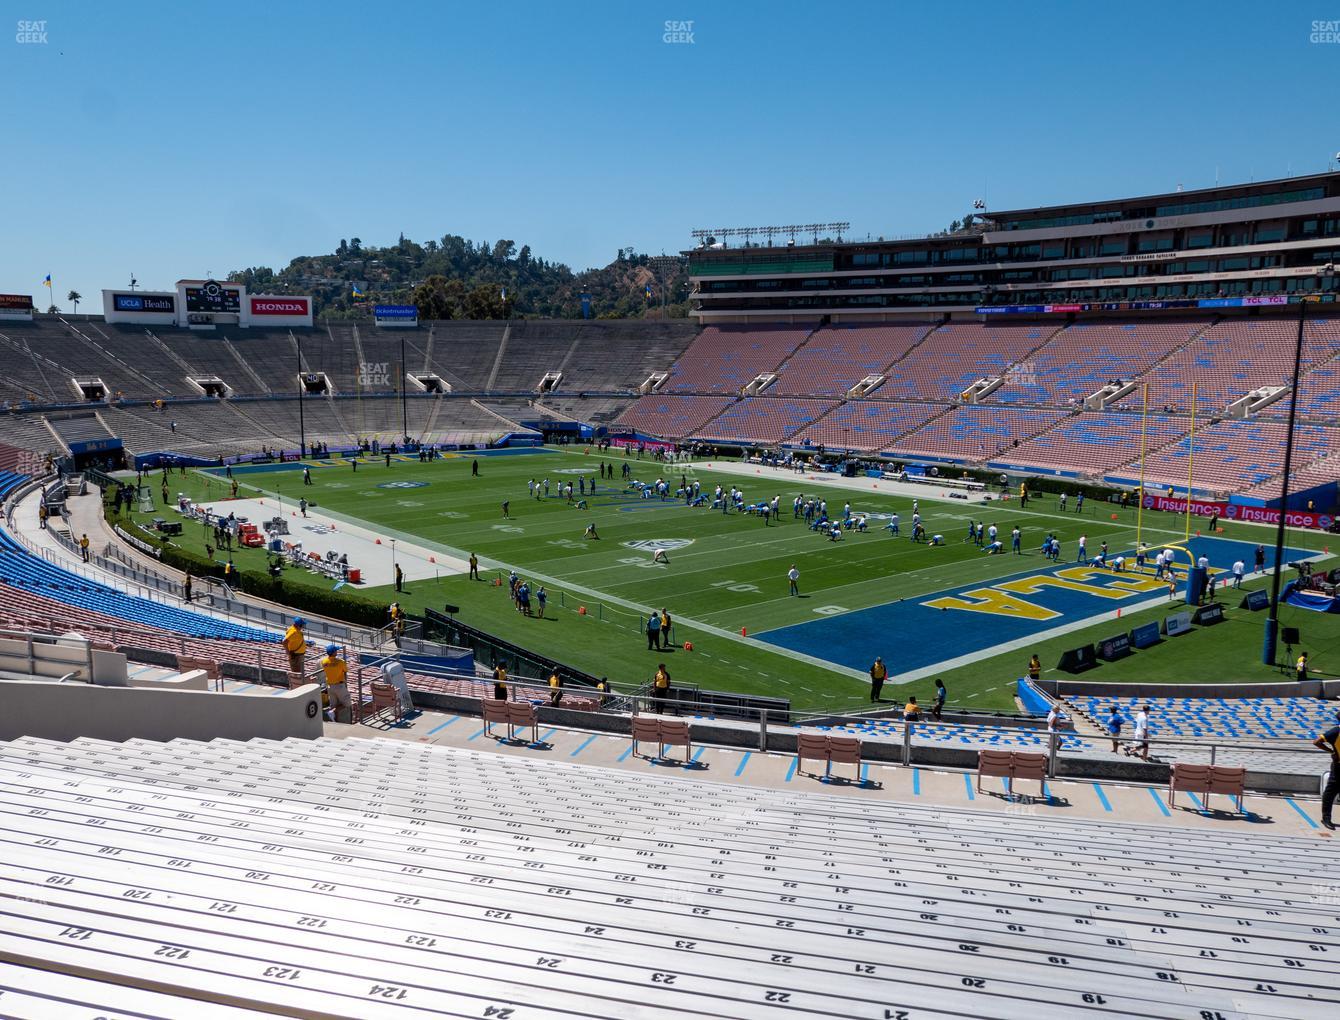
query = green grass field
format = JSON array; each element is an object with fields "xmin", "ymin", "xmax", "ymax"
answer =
[{"xmin": 120, "ymin": 447, "xmax": 1339, "ymax": 714}]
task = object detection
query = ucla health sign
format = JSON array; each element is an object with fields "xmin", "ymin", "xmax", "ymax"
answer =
[{"xmin": 113, "ymin": 293, "xmax": 175, "ymax": 313}]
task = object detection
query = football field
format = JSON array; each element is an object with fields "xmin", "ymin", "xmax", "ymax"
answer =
[{"xmin": 124, "ymin": 446, "xmax": 1337, "ymax": 713}]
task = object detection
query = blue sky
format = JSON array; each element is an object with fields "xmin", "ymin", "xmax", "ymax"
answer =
[{"xmin": 4, "ymin": 1, "xmax": 1338, "ymax": 307}]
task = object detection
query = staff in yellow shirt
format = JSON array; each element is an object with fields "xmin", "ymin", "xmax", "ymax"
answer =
[
  {"xmin": 320, "ymin": 644, "xmax": 352, "ymax": 723},
  {"xmin": 282, "ymin": 617, "xmax": 307, "ymax": 674}
]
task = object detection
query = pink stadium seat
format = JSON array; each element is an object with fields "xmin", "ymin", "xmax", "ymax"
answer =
[{"xmin": 663, "ymin": 326, "xmax": 814, "ymax": 394}]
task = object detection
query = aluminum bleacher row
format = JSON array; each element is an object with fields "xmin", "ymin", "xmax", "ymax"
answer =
[{"xmin": 0, "ymin": 734, "xmax": 1332, "ymax": 1018}]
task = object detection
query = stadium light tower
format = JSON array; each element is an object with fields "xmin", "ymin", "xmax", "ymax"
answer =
[{"xmin": 1261, "ymin": 287, "xmax": 1318, "ymax": 666}]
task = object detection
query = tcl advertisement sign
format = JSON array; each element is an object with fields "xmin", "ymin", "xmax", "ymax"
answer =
[
  {"xmin": 250, "ymin": 297, "xmax": 310, "ymax": 316},
  {"xmin": 1143, "ymin": 493, "xmax": 1332, "ymax": 530}
]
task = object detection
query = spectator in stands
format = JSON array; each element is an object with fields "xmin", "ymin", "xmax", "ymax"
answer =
[
  {"xmin": 646, "ymin": 611, "xmax": 661, "ymax": 650},
  {"xmin": 548, "ymin": 670, "xmax": 563, "ymax": 707},
  {"xmin": 492, "ymin": 662, "xmax": 508, "ymax": 700},
  {"xmin": 1105, "ymin": 705, "xmax": 1123, "ymax": 753},
  {"xmin": 1027, "ymin": 654, "xmax": 1041, "ymax": 681},
  {"xmin": 869, "ymin": 657, "xmax": 886, "ymax": 702},
  {"xmin": 79, "ymin": 533, "xmax": 90, "ymax": 562},
  {"xmin": 320, "ymin": 644, "xmax": 352, "ymax": 724},
  {"xmin": 469, "ymin": 552, "xmax": 479, "ymax": 580},
  {"xmin": 1128, "ymin": 705, "xmax": 1150, "ymax": 760},
  {"xmin": 652, "ymin": 663, "xmax": 671, "ymax": 714},
  {"xmin": 903, "ymin": 696, "xmax": 921, "ymax": 722},
  {"xmin": 1046, "ymin": 702, "xmax": 1062, "ymax": 735},
  {"xmin": 1313, "ymin": 709, "xmax": 1340, "ymax": 829},
  {"xmin": 932, "ymin": 679, "xmax": 946, "ymax": 720},
  {"xmin": 282, "ymin": 618, "xmax": 307, "ymax": 675},
  {"xmin": 1296, "ymin": 652, "xmax": 1310, "ymax": 684},
  {"xmin": 787, "ymin": 564, "xmax": 800, "ymax": 597}
]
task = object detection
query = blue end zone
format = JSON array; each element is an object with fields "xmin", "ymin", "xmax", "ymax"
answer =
[{"xmin": 757, "ymin": 536, "xmax": 1312, "ymax": 673}]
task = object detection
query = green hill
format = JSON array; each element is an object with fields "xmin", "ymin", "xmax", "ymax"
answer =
[{"xmin": 228, "ymin": 236, "xmax": 691, "ymax": 321}]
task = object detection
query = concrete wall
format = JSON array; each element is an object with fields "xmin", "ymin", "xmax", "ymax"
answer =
[
  {"xmin": 126, "ymin": 668, "xmax": 210, "ymax": 692},
  {"xmin": 0, "ymin": 679, "xmax": 324, "ymax": 743}
]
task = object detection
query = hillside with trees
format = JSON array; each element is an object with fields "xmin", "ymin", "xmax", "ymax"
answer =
[{"xmin": 228, "ymin": 235, "xmax": 691, "ymax": 321}]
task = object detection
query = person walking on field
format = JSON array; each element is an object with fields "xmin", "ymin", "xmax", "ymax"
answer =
[
  {"xmin": 869, "ymin": 657, "xmax": 887, "ymax": 702},
  {"xmin": 787, "ymin": 564, "xmax": 800, "ymax": 597},
  {"xmin": 646, "ymin": 611, "xmax": 661, "ymax": 650}
]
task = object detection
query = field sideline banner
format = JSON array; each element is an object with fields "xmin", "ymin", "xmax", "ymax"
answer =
[{"xmin": 1143, "ymin": 493, "xmax": 1332, "ymax": 530}]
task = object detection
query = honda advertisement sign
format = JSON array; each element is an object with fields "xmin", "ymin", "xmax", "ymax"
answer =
[
  {"xmin": 1142, "ymin": 493, "xmax": 1332, "ymax": 530},
  {"xmin": 250, "ymin": 297, "xmax": 310, "ymax": 316}
]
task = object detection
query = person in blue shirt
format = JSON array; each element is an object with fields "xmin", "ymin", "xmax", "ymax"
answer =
[
  {"xmin": 1106, "ymin": 705, "xmax": 1123, "ymax": 753},
  {"xmin": 646, "ymin": 611, "xmax": 661, "ymax": 650}
]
